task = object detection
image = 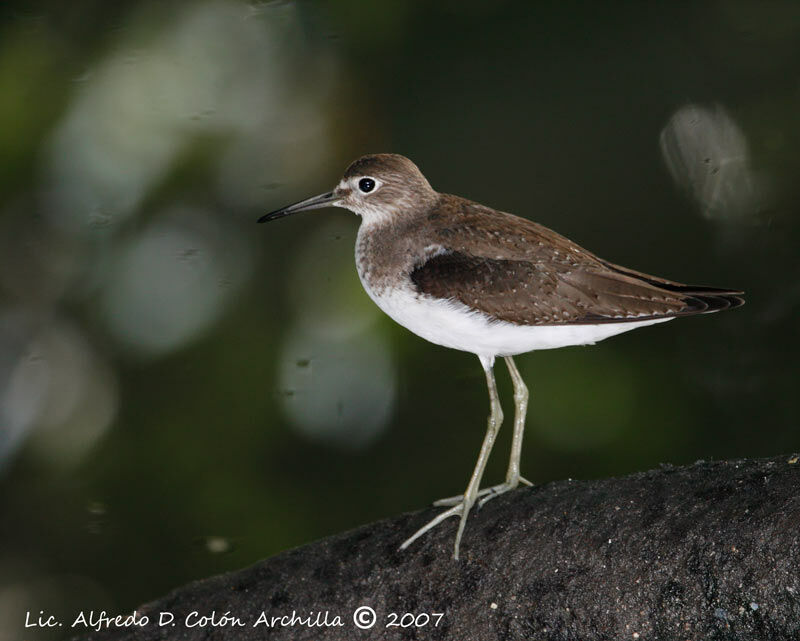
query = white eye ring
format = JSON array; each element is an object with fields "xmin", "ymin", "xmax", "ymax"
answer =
[{"xmin": 352, "ymin": 176, "xmax": 382, "ymax": 195}]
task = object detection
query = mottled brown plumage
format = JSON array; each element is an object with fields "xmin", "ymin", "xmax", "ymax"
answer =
[{"xmin": 404, "ymin": 194, "xmax": 743, "ymax": 325}]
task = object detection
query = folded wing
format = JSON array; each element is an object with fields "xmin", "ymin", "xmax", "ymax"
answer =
[{"xmin": 410, "ymin": 250, "xmax": 743, "ymax": 326}]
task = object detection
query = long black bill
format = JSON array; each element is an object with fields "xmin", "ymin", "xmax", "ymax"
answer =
[{"xmin": 258, "ymin": 191, "xmax": 339, "ymax": 223}]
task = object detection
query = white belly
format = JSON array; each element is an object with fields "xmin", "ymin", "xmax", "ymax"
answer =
[{"xmin": 360, "ymin": 281, "xmax": 672, "ymax": 363}]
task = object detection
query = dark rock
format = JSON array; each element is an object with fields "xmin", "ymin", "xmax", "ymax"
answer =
[{"xmin": 79, "ymin": 455, "xmax": 800, "ymax": 641}]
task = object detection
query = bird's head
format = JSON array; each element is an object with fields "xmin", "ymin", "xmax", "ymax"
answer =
[{"xmin": 258, "ymin": 153, "xmax": 437, "ymax": 226}]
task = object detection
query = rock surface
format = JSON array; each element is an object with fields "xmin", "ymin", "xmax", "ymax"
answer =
[{"xmin": 80, "ymin": 455, "xmax": 800, "ymax": 641}]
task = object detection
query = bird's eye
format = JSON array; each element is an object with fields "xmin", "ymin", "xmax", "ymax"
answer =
[{"xmin": 358, "ymin": 178, "xmax": 376, "ymax": 193}]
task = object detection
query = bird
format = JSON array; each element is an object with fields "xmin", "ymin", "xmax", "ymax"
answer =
[{"xmin": 258, "ymin": 153, "xmax": 744, "ymax": 560}]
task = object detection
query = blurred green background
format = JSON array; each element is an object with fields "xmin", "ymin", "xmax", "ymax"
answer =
[{"xmin": 1, "ymin": 1, "xmax": 799, "ymax": 638}]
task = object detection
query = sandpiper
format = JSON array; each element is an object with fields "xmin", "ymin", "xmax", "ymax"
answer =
[{"xmin": 259, "ymin": 153, "xmax": 744, "ymax": 560}]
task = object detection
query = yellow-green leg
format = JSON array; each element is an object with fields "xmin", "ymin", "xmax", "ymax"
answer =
[
  {"xmin": 399, "ymin": 355, "xmax": 504, "ymax": 559},
  {"xmin": 433, "ymin": 355, "xmax": 532, "ymax": 510},
  {"xmin": 478, "ymin": 355, "xmax": 533, "ymax": 506}
]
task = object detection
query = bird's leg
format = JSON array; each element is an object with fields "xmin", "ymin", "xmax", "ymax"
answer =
[
  {"xmin": 477, "ymin": 355, "xmax": 532, "ymax": 507},
  {"xmin": 434, "ymin": 355, "xmax": 532, "ymax": 508},
  {"xmin": 400, "ymin": 356, "xmax": 503, "ymax": 559}
]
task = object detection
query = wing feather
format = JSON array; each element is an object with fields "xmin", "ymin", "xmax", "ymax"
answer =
[{"xmin": 407, "ymin": 197, "xmax": 743, "ymax": 325}]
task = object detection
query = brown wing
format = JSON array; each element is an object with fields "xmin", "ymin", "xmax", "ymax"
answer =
[{"xmin": 410, "ymin": 197, "xmax": 744, "ymax": 326}]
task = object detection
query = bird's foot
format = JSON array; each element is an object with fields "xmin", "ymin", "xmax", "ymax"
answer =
[
  {"xmin": 477, "ymin": 476, "xmax": 533, "ymax": 507},
  {"xmin": 400, "ymin": 494, "xmax": 480, "ymax": 559},
  {"xmin": 433, "ymin": 476, "xmax": 533, "ymax": 508}
]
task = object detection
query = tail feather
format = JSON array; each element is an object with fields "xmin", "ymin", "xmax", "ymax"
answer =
[
  {"xmin": 682, "ymin": 292, "xmax": 745, "ymax": 314},
  {"xmin": 601, "ymin": 259, "xmax": 745, "ymax": 316}
]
